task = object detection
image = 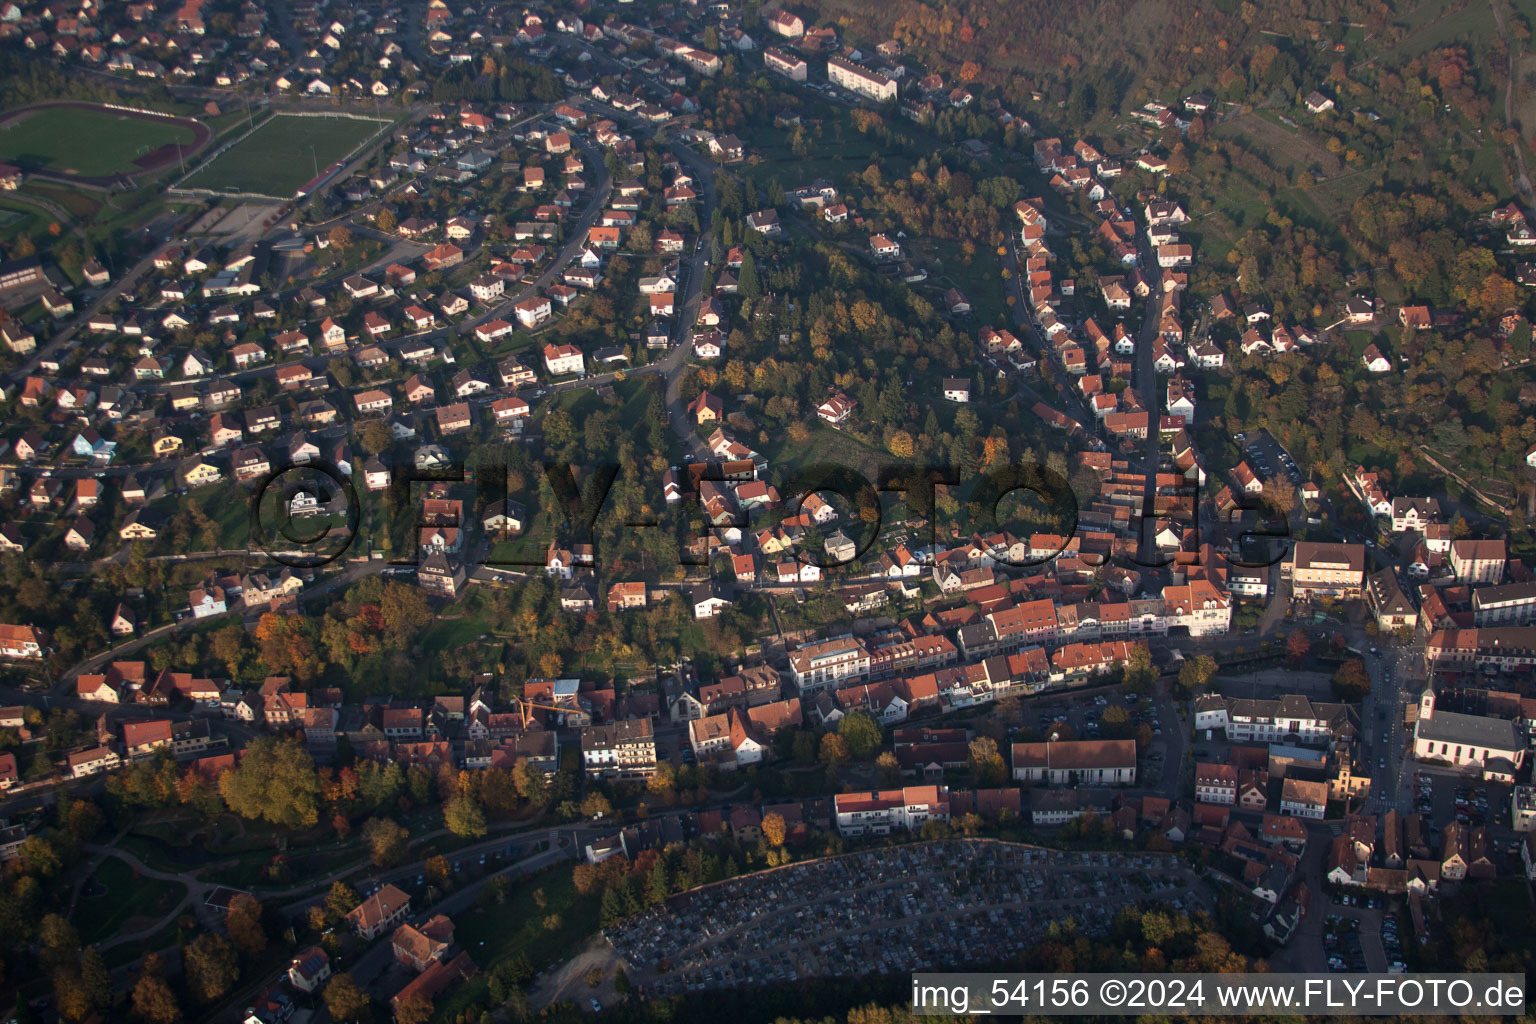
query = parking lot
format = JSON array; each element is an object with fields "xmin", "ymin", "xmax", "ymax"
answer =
[
  {"xmin": 607, "ymin": 842, "xmax": 1211, "ymax": 995},
  {"xmin": 1323, "ymin": 915, "xmax": 1368, "ymax": 973},
  {"xmin": 1019, "ymin": 692, "xmax": 1172, "ymax": 786},
  {"xmin": 1410, "ymin": 769, "xmax": 1524, "ymax": 863},
  {"xmin": 1233, "ymin": 428, "xmax": 1302, "ymax": 487}
]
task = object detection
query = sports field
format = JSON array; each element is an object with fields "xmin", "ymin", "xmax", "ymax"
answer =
[
  {"xmin": 180, "ymin": 113, "xmax": 389, "ymax": 197},
  {"xmin": 0, "ymin": 105, "xmax": 200, "ymax": 177}
]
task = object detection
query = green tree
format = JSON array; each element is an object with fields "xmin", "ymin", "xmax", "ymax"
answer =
[
  {"xmin": 324, "ymin": 881, "xmax": 360, "ymax": 923},
  {"xmin": 737, "ymin": 247, "xmax": 761, "ymax": 300},
  {"xmin": 218, "ymin": 737, "xmax": 320, "ymax": 829},
  {"xmin": 1122, "ymin": 644, "xmax": 1155, "ymax": 689},
  {"xmin": 646, "ymin": 859, "xmax": 669, "ymax": 905},
  {"xmin": 836, "ymin": 712, "xmax": 882, "ymax": 759},
  {"xmin": 1176, "ymin": 654, "xmax": 1219, "ymax": 695},
  {"xmin": 443, "ymin": 793, "xmax": 487, "ymax": 838}
]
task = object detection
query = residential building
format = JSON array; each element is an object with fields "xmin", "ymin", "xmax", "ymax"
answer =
[
  {"xmin": 833, "ymin": 785, "xmax": 950, "ymax": 836},
  {"xmin": 346, "ymin": 884, "xmax": 410, "ymax": 940},
  {"xmin": 827, "ymin": 55, "xmax": 897, "ymax": 102},
  {"xmin": 1010, "ymin": 739, "xmax": 1137, "ymax": 786},
  {"xmin": 1284, "ymin": 541, "xmax": 1366, "ymax": 600},
  {"xmin": 1450, "ymin": 539, "xmax": 1506, "ymax": 585},
  {"xmin": 581, "ymin": 718, "xmax": 657, "ymax": 779}
]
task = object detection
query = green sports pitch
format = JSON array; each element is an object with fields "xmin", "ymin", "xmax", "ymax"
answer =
[
  {"xmin": 180, "ymin": 113, "xmax": 389, "ymax": 197},
  {"xmin": 0, "ymin": 105, "xmax": 198, "ymax": 177}
]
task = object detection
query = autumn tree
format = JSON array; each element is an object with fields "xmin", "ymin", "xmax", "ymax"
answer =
[
  {"xmin": 362, "ymin": 817, "xmax": 410, "ymax": 867},
  {"xmin": 395, "ymin": 992, "xmax": 433, "ymax": 1024},
  {"xmin": 1285, "ymin": 630, "xmax": 1310, "ymax": 666},
  {"xmin": 968, "ymin": 736, "xmax": 1006, "ymax": 785},
  {"xmin": 1331, "ymin": 658, "xmax": 1372, "ymax": 702},
  {"xmin": 818, "ymin": 732, "xmax": 850, "ymax": 771},
  {"xmin": 183, "ymin": 933, "xmax": 239, "ymax": 1003},
  {"xmin": 761, "ymin": 811, "xmax": 787, "ymax": 847},
  {"xmin": 324, "ymin": 973, "xmax": 374, "ymax": 1024},
  {"xmin": 226, "ymin": 893, "xmax": 267, "ymax": 957},
  {"xmin": 359, "ymin": 419, "xmax": 393, "ymax": 455},
  {"xmin": 131, "ymin": 954, "xmax": 181, "ymax": 1024},
  {"xmin": 875, "ymin": 750, "xmax": 902, "ymax": 786},
  {"xmin": 54, "ymin": 946, "xmax": 110, "ymax": 1022}
]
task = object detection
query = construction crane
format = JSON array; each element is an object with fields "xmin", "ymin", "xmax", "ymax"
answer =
[{"xmin": 513, "ymin": 697, "xmax": 574, "ymax": 730}]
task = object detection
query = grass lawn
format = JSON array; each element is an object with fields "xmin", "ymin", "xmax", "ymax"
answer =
[
  {"xmin": 73, "ymin": 855, "xmax": 187, "ymax": 946},
  {"xmin": 486, "ymin": 329, "xmax": 537, "ymax": 357},
  {"xmin": 1379, "ymin": 0, "xmax": 1497, "ymax": 60},
  {"xmin": 204, "ymin": 483, "xmax": 256, "ymax": 548},
  {"xmin": 0, "ymin": 106, "xmax": 198, "ymax": 177},
  {"xmin": 418, "ymin": 614, "xmax": 493, "ymax": 655},
  {"xmin": 100, "ymin": 918, "xmax": 185, "ymax": 969},
  {"xmin": 758, "ymin": 421, "xmax": 888, "ymax": 481},
  {"xmin": 180, "ymin": 113, "xmax": 390, "ymax": 198},
  {"xmin": 0, "ymin": 196, "xmax": 45, "ymax": 241},
  {"xmin": 433, "ymin": 866, "xmax": 601, "ymax": 1023}
]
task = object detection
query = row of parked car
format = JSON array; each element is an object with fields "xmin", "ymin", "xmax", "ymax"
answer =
[
  {"xmin": 1325, "ymin": 915, "xmax": 1365, "ymax": 972},
  {"xmin": 1381, "ymin": 912, "xmax": 1407, "ymax": 974}
]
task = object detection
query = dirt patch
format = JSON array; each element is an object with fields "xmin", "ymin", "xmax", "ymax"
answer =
[{"xmin": 531, "ymin": 936, "xmax": 628, "ymax": 1012}]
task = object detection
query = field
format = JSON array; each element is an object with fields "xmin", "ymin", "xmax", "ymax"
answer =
[
  {"xmin": 0, "ymin": 104, "xmax": 200, "ymax": 178},
  {"xmin": 179, "ymin": 113, "xmax": 390, "ymax": 198}
]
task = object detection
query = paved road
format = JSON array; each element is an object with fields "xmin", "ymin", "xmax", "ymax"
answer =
[
  {"xmin": 0, "ymin": 558, "xmax": 391, "ymax": 715},
  {"xmin": 660, "ymin": 145, "xmax": 718, "ymax": 457},
  {"xmin": 1491, "ymin": 0, "xmax": 1536, "ymax": 207},
  {"xmin": 1131, "ymin": 230, "xmax": 1164, "ymax": 568}
]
